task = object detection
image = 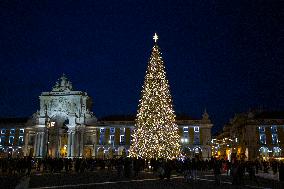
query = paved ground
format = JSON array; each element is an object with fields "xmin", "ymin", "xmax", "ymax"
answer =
[{"xmin": 2, "ymin": 170, "xmax": 284, "ymax": 189}]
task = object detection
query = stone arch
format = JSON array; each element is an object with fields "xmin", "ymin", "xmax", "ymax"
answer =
[
  {"xmin": 259, "ymin": 147, "xmax": 269, "ymax": 159},
  {"xmin": 273, "ymin": 147, "xmax": 281, "ymax": 157},
  {"xmin": 181, "ymin": 147, "xmax": 191, "ymax": 157},
  {"xmin": 118, "ymin": 146, "xmax": 127, "ymax": 157},
  {"xmin": 47, "ymin": 114, "xmax": 69, "ymax": 158},
  {"xmin": 193, "ymin": 146, "xmax": 202, "ymax": 159},
  {"xmin": 107, "ymin": 147, "xmax": 115, "ymax": 158},
  {"xmin": 83, "ymin": 147, "xmax": 93, "ymax": 158},
  {"xmin": 97, "ymin": 147, "xmax": 105, "ymax": 159}
]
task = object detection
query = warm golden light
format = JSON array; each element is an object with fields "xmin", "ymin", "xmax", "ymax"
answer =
[{"xmin": 129, "ymin": 40, "xmax": 181, "ymax": 159}]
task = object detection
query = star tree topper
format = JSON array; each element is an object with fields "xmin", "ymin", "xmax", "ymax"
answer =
[{"xmin": 153, "ymin": 33, "xmax": 159, "ymax": 43}]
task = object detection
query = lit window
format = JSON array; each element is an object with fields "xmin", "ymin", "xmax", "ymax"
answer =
[
  {"xmin": 260, "ymin": 134, "xmax": 266, "ymax": 144},
  {"xmin": 20, "ymin": 129, "xmax": 24, "ymax": 134},
  {"xmin": 272, "ymin": 134, "xmax": 278, "ymax": 144},
  {"xmin": 274, "ymin": 147, "xmax": 281, "ymax": 152},
  {"xmin": 183, "ymin": 127, "xmax": 188, "ymax": 132},
  {"xmin": 9, "ymin": 136, "xmax": 14, "ymax": 145},
  {"xmin": 99, "ymin": 134, "xmax": 104, "ymax": 145},
  {"xmin": 271, "ymin": 126, "xmax": 277, "ymax": 134},
  {"xmin": 10, "ymin": 129, "xmax": 15, "ymax": 135},
  {"xmin": 0, "ymin": 136, "xmax": 5, "ymax": 145},
  {"xmin": 259, "ymin": 126, "xmax": 265, "ymax": 133},
  {"xmin": 194, "ymin": 126, "xmax": 199, "ymax": 132},
  {"xmin": 120, "ymin": 128, "xmax": 125, "ymax": 133},
  {"xmin": 99, "ymin": 138, "xmax": 103, "ymax": 145},
  {"xmin": 100, "ymin": 128, "xmax": 105, "ymax": 133},
  {"xmin": 109, "ymin": 135, "xmax": 114, "ymax": 143},
  {"xmin": 1, "ymin": 129, "xmax": 5, "ymax": 134},
  {"xmin": 19, "ymin": 136, "xmax": 24, "ymax": 145},
  {"xmin": 110, "ymin": 128, "xmax": 115, "ymax": 133},
  {"xmin": 120, "ymin": 135, "xmax": 125, "ymax": 143}
]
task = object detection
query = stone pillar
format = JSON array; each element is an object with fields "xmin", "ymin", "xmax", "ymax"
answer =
[
  {"xmin": 34, "ymin": 132, "xmax": 39, "ymax": 157},
  {"xmin": 40, "ymin": 132, "xmax": 44, "ymax": 157},
  {"xmin": 71, "ymin": 132, "xmax": 75, "ymax": 157},
  {"xmin": 79, "ymin": 131, "xmax": 84, "ymax": 157},
  {"xmin": 92, "ymin": 131, "xmax": 96, "ymax": 157},
  {"xmin": 24, "ymin": 132, "xmax": 29, "ymax": 156},
  {"xmin": 67, "ymin": 130, "xmax": 75, "ymax": 158},
  {"xmin": 75, "ymin": 131, "xmax": 79, "ymax": 157}
]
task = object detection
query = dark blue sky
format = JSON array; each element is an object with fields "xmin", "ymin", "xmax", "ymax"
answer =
[{"xmin": 0, "ymin": 0, "xmax": 282, "ymax": 133}]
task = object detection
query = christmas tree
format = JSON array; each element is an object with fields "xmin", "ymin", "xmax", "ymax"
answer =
[{"xmin": 129, "ymin": 33, "xmax": 181, "ymax": 159}]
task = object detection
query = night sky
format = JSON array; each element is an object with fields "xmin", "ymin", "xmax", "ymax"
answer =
[{"xmin": 0, "ymin": 0, "xmax": 282, "ymax": 133}]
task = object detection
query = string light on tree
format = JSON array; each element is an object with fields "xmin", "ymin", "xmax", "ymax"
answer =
[{"xmin": 129, "ymin": 33, "xmax": 181, "ymax": 159}]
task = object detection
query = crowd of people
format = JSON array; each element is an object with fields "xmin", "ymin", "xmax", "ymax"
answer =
[{"xmin": 0, "ymin": 155, "xmax": 284, "ymax": 185}]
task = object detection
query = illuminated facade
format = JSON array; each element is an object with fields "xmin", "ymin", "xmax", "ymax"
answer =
[
  {"xmin": 0, "ymin": 118, "xmax": 26, "ymax": 157},
  {"xmin": 24, "ymin": 74, "xmax": 97, "ymax": 158},
  {"xmin": 0, "ymin": 75, "xmax": 212, "ymax": 159},
  {"xmin": 216, "ymin": 111, "xmax": 284, "ymax": 161},
  {"xmin": 245, "ymin": 111, "xmax": 284, "ymax": 160},
  {"xmin": 177, "ymin": 111, "xmax": 213, "ymax": 159}
]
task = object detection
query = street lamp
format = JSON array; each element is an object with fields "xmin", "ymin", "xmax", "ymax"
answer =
[
  {"xmin": 46, "ymin": 121, "xmax": 55, "ymax": 157},
  {"xmin": 108, "ymin": 137, "xmax": 115, "ymax": 158}
]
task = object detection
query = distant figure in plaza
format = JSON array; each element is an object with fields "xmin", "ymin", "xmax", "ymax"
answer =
[
  {"xmin": 213, "ymin": 158, "xmax": 221, "ymax": 185},
  {"xmin": 157, "ymin": 159, "xmax": 165, "ymax": 179},
  {"xmin": 279, "ymin": 161, "xmax": 284, "ymax": 182},
  {"xmin": 191, "ymin": 158, "xmax": 197, "ymax": 181},
  {"xmin": 164, "ymin": 160, "xmax": 173, "ymax": 180},
  {"xmin": 231, "ymin": 158, "xmax": 239, "ymax": 185},
  {"xmin": 271, "ymin": 160, "xmax": 278, "ymax": 175},
  {"xmin": 183, "ymin": 158, "xmax": 193, "ymax": 183},
  {"xmin": 247, "ymin": 161, "xmax": 259, "ymax": 185}
]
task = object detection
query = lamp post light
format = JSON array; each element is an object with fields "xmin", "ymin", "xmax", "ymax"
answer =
[
  {"xmin": 46, "ymin": 121, "xmax": 55, "ymax": 157},
  {"xmin": 109, "ymin": 139, "xmax": 115, "ymax": 158}
]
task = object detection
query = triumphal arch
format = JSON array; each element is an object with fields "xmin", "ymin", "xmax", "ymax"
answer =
[{"xmin": 24, "ymin": 74, "xmax": 97, "ymax": 158}]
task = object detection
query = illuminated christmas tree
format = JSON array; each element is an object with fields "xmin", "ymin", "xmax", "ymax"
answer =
[{"xmin": 129, "ymin": 33, "xmax": 181, "ymax": 159}]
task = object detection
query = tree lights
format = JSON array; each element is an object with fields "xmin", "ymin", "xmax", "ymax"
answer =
[{"xmin": 129, "ymin": 34, "xmax": 180, "ymax": 159}]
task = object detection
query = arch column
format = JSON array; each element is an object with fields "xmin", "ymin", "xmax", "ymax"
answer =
[
  {"xmin": 33, "ymin": 132, "xmax": 39, "ymax": 156},
  {"xmin": 67, "ymin": 130, "xmax": 75, "ymax": 157},
  {"xmin": 24, "ymin": 131, "xmax": 30, "ymax": 156},
  {"xmin": 34, "ymin": 131, "xmax": 45, "ymax": 157}
]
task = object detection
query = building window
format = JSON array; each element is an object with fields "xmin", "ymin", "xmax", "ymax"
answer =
[
  {"xmin": 272, "ymin": 134, "xmax": 278, "ymax": 144},
  {"xmin": 271, "ymin": 126, "xmax": 277, "ymax": 134},
  {"xmin": 260, "ymin": 134, "xmax": 266, "ymax": 144},
  {"xmin": 183, "ymin": 127, "xmax": 188, "ymax": 132},
  {"xmin": 109, "ymin": 135, "xmax": 114, "ymax": 144},
  {"xmin": 110, "ymin": 128, "xmax": 115, "ymax": 133},
  {"xmin": 99, "ymin": 138, "xmax": 103, "ymax": 145},
  {"xmin": 9, "ymin": 136, "xmax": 14, "ymax": 145},
  {"xmin": 19, "ymin": 129, "xmax": 24, "ymax": 134},
  {"xmin": 120, "ymin": 135, "xmax": 125, "ymax": 143},
  {"xmin": 194, "ymin": 131, "xmax": 200, "ymax": 144},
  {"xmin": 19, "ymin": 136, "xmax": 24, "ymax": 145},
  {"xmin": 0, "ymin": 136, "xmax": 5, "ymax": 145},
  {"xmin": 1, "ymin": 129, "xmax": 5, "ymax": 134},
  {"xmin": 259, "ymin": 126, "xmax": 265, "ymax": 133},
  {"xmin": 120, "ymin": 128, "xmax": 125, "ymax": 133},
  {"xmin": 10, "ymin": 129, "xmax": 15, "ymax": 135},
  {"xmin": 100, "ymin": 128, "xmax": 105, "ymax": 133},
  {"xmin": 194, "ymin": 126, "xmax": 199, "ymax": 132},
  {"xmin": 273, "ymin": 147, "xmax": 281, "ymax": 157}
]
